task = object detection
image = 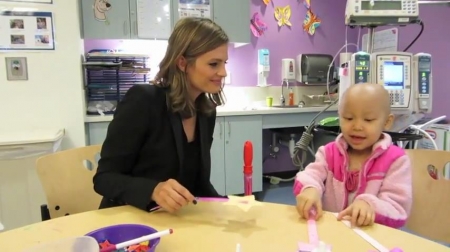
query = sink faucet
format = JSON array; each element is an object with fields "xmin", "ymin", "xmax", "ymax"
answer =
[{"xmin": 280, "ymin": 79, "xmax": 289, "ymax": 106}]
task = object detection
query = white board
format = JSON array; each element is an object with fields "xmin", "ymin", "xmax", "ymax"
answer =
[
  {"xmin": 361, "ymin": 28, "xmax": 398, "ymax": 53},
  {"xmin": 136, "ymin": 0, "xmax": 172, "ymax": 39}
]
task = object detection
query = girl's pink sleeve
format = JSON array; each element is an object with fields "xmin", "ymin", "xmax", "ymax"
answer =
[
  {"xmin": 293, "ymin": 146, "xmax": 328, "ymax": 196},
  {"xmin": 355, "ymin": 155, "xmax": 412, "ymax": 228}
]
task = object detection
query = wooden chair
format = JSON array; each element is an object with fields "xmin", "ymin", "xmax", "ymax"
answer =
[
  {"xmin": 405, "ymin": 149, "xmax": 450, "ymax": 245},
  {"xmin": 35, "ymin": 145, "xmax": 103, "ymax": 220}
]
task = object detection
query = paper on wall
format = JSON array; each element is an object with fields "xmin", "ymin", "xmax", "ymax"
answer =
[{"xmin": 178, "ymin": 0, "xmax": 211, "ymax": 18}]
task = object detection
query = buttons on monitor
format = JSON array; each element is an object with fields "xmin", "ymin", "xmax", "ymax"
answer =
[
  {"xmin": 389, "ymin": 90, "xmax": 405, "ymax": 106},
  {"xmin": 402, "ymin": 0, "xmax": 417, "ymax": 13}
]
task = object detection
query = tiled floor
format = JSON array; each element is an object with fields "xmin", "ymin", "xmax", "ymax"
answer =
[
  {"xmin": 260, "ymin": 180, "xmax": 450, "ymax": 248},
  {"xmin": 260, "ymin": 181, "xmax": 296, "ymax": 205}
]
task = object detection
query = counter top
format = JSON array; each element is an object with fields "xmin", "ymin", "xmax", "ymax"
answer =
[{"xmin": 85, "ymin": 105, "xmax": 338, "ymax": 123}]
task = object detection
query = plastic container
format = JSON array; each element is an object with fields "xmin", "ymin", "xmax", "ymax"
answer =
[
  {"xmin": 288, "ymin": 88, "xmax": 294, "ymax": 106},
  {"xmin": 85, "ymin": 224, "xmax": 160, "ymax": 252},
  {"xmin": 23, "ymin": 236, "xmax": 99, "ymax": 252}
]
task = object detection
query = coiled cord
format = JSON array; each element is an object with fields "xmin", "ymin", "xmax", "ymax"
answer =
[
  {"xmin": 292, "ymin": 129, "xmax": 314, "ymax": 169},
  {"xmin": 292, "ymin": 99, "xmax": 339, "ymax": 170},
  {"xmin": 264, "ymin": 99, "xmax": 339, "ymax": 184}
]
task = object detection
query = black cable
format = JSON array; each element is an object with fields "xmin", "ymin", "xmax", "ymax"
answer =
[{"xmin": 403, "ymin": 20, "xmax": 424, "ymax": 52}]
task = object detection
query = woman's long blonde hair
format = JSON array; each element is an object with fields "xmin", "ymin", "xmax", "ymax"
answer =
[{"xmin": 154, "ymin": 17, "xmax": 228, "ymax": 118}]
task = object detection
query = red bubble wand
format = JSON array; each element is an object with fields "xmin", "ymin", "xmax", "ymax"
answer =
[{"xmin": 243, "ymin": 141, "xmax": 253, "ymax": 196}]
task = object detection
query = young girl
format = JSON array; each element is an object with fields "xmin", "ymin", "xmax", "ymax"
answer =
[{"xmin": 294, "ymin": 83, "xmax": 412, "ymax": 228}]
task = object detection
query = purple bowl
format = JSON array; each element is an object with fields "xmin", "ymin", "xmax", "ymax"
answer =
[{"xmin": 85, "ymin": 224, "xmax": 160, "ymax": 252}]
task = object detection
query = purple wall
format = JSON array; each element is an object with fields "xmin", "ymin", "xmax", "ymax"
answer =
[
  {"xmin": 83, "ymin": 2, "xmax": 449, "ymax": 175},
  {"xmin": 229, "ymin": 0, "xmax": 357, "ymax": 86},
  {"xmin": 264, "ymin": 4, "xmax": 450, "ymax": 172},
  {"xmin": 263, "ymin": 5, "xmax": 450, "ymax": 174}
]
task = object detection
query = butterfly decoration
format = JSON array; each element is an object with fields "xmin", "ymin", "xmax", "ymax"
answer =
[
  {"xmin": 303, "ymin": 9, "xmax": 321, "ymax": 35},
  {"xmin": 250, "ymin": 12, "xmax": 268, "ymax": 37},
  {"xmin": 302, "ymin": 0, "xmax": 321, "ymax": 35},
  {"xmin": 274, "ymin": 5, "xmax": 292, "ymax": 27},
  {"xmin": 262, "ymin": 0, "xmax": 270, "ymax": 5},
  {"xmin": 303, "ymin": 0, "xmax": 311, "ymax": 9}
]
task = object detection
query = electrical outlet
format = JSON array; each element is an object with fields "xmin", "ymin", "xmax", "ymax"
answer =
[
  {"xmin": 5, "ymin": 57, "xmax": 28, "ymax": 81},
  {"xmin": 224, "ymin": 71, "xmax": 231, "ymax": 85}
]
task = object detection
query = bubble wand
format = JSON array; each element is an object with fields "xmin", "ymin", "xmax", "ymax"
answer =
[{"xmin": 243, "ymin": 141, "xmax": 253, "ymax": 196}]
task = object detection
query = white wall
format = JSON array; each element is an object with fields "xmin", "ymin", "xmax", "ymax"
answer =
[{"xmin": 0, "ymin": 1, "xmax": 86, "ymax": 149}]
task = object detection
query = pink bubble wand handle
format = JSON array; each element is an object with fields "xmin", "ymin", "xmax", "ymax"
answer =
[{"xmin": 243, "ymin": 141, "xmax": 253, "ymax": 196}]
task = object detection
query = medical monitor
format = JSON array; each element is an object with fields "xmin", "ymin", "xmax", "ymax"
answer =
[
  {"xmin": 371, "ymin": 52, "xmax": 412, "ymax": 112},
  {"xmin": 345, "ymin": 0, "xmax": 419, "ymax": 26},
  {"xmin": 413, "ymin": 53, "xmax": 432, "ymax": 113}
]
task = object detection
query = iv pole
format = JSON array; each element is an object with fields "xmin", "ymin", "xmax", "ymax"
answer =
[{"xmin": 366, "ymin": 26, "xmax": 376, "ymax": 53}]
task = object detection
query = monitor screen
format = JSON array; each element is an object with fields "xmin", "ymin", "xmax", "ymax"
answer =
[
  {"xmin": 383, "ymin": 61, "xmax": 404, "ymax": 89},
  {"xmin": 361, "ymin": 1, "xmax": 402, "ymax": 10}
]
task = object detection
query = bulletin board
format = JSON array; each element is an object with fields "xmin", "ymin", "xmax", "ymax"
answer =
[
  {"xmin": 0, "ymin": 11, "xmax": 55, "ymax": 51},
  {"xmin": 361, "ymin": 28, "xmax": 398, "ymax": 53}
]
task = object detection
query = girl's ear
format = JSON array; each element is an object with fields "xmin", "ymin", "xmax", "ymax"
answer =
[{"xmin": 384, "ymin": 114, "xmax": 395, "ymax": 130}]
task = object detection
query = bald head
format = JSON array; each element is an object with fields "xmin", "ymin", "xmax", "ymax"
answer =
[{"xmin": 339, "ymin": 83, "xmax": 391, "ymax": 116}]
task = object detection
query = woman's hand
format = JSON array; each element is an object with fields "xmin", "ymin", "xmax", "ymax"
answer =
[
  {"xmin": 151, "ymin": 179, "xmax": 195, "ymax": 213},
  {"xmin": 337, "ymin": 199, "xmax": 375, "ymax": 227},
  {"xmin": 296, "ymin": 187, "xmax": 323, "ymax": 220}
]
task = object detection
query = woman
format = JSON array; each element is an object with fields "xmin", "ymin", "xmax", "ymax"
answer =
[{"xmin": 93, "ymin": 17, "xmax": 229, "ymax": 214}]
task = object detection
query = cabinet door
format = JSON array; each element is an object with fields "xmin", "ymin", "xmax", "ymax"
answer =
[
  {"xmin": 80, "ymin": 0, "xmax": 131, "ymax": 39},
  {"xmin": 132, "ymin": 0, "xmax": 172, "ymax": 40},
  {"xmin": 87, "ymin": 122, "xmax": 110, "ymax": 145},
  {"xmin": 213, "ymin": 0, "xmax": 250, "ymax": 44},
  {"xmin": 170, "ymin": 0, "xmax": 180, "ymax": 27},
  {"xmin": 224, "ymin": 116, "xmax": 263, "ymax": 195},
  {"xmin": 210, "ymin": 118, "xmax": 226, "ymax": 196}
]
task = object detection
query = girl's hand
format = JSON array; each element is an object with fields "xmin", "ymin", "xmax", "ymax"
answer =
[
  {"xmin": 296, "ymin": 187, "xmax": 323, "ymax": 220},
  {"xmin": 337, "ymin": 200, "xmax": 375, "ymax": 227}
]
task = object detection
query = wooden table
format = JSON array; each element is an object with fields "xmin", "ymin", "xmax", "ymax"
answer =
[{"xmin": 0, "ymin": 202, "xmax": 448, "ymax": 251}]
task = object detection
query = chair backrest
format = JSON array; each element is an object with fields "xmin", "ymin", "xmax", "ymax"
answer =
[
  {"xmin": 405, "ymin": 149, "xmax": 450, "ymax": 244},
  {"xmin": 35, "ymin": 145, "xmax": 102, "ymax": 219}
]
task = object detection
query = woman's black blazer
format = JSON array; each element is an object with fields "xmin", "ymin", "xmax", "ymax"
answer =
[{"xmin": 93, "ymin": 84, "xmax": 220, "ymax": 211}]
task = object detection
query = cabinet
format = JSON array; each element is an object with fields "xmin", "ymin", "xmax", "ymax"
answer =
[
  {"xmin": 80, "ymin": 0, "xmax": 134, "ymax": 40},
  {"xmin": 80, "ymin": 0, "xmax": 170, "ymax": 40},
  {"xmin": 210, "ymin": 119, "xmax": 226, "ymax": 195},
  {"xmin": 212, "ymin": 116, "xmax": 263, "ymax": 195},
  {"xmin": 171, "ymin": 0, "xmax": 250, "ymax": 44},
  {"xmin": 86, "ymin": 114, "xmax": 263, "ymax": 196},
  {"xmin": 81, "ymin": 0, "xmax": 251, "ymax": 43},
  {"xmin": 86, "ymin": 122, "xmax": 109, "ymax": 145},
  {"xmin": 212, "ymin": 0, "xmax": 251, "ymax": 44}
]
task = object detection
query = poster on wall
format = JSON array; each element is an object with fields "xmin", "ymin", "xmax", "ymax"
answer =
[
  {"xmin": 0, "ymin": 0, "xmax": 52, "ymax": 3},
  {"xmin": 0, "ymin": 11, "xmax": 55, "ymax": 51},
  {"xmin": 178, "ymin": 0, "xmax": 210, "ymax": 18}
]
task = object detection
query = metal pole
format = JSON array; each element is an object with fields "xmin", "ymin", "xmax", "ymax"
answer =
[{"xmin": 366, "ymin": 27, "xmax": 375, "ymax": 53}]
